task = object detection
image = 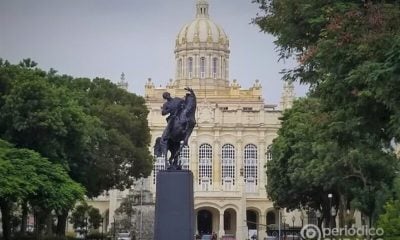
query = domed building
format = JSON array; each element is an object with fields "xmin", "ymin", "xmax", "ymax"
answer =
[
  {"xmin": 85, "ymin": 1, "xmax": 299, "ymax": 239},
  {"xmin": 143, "ymin": 0, "xmax": 296, "ymax": 239}
]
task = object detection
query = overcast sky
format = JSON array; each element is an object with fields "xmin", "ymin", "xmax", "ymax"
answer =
[{"xmin": 0, "ymin": 0, "xmax": 308, "ymax": 104}]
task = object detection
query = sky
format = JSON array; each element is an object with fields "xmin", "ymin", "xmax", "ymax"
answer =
[{"xmin": 0, "ymin": 0, "xmax": 308, "ymax": 104}]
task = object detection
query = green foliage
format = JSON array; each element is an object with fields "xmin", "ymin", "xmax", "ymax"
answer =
[
  {"xmin": 268, "ymin": 97, "xmax": 398, "ymax": 222},
  {"xmin": 0, "ymin": 139, "xmax": 39, "ymax": 201},
  {"xmin": 0, "ymin": 139, "xmax": 84, "ymax": 240},
  {"xmin": 69, "ymin": 202, "xmax": 102, "ymax": 231},
  {"xmin": 377, "ymin": 200, "xmax": 400, "ymax": 238},
  {"xmin": 0, "ymin": 59, "xmax": 153, "ymax": 197},
  {"xmin": 0, "ymin": 59, "xmax": 153, "ymax": 238},
  {"xmin": 47, "ymin": 76, "xmax": 154, "ymax": 195},
  {"xmin": 255, "ymin": 0, "xmax": 400, "ymax": 225},
  {"xmin": 116, "ymin": 194, "xmax": 137, "ymax": 218}
]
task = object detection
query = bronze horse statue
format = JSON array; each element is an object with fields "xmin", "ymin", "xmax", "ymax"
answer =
[{"xmin": 154, "ymin": 88, "xmax": 196, "ymax": 170}]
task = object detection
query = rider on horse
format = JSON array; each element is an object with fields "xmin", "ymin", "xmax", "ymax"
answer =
[
  {"xmin": 155, "ymin": 88, "xmax": 196, "ymax": 169},
  {"xmin": 161, "ymin": 92, "xmax": 185, "ymax": 143}
]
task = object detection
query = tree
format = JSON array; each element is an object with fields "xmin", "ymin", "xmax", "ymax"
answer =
[
  {"xmin": 0, "ymin": 60, "xmax": 153, "ymax": 235},
  {"xmin": 253, "ymin": 0, "xmax": 400, "ymax": 140},
  {"xmin": 70, "ymin": 202, "xmax": 102, "ymax": 233},
  {"xmin": 254, "ymin": 0, "xmax": 400, "ymax": 226},
  {"xmin": 59, "ymin": 77, "xmax": 153, "ymax": 195},
  {"xmin": 0, "ymin": 139, "xmax": 84, "ymax": 240},
  {"xmin": 0, "ymin": 140, "xmax": 38, "ymax": 240},
  {"xmin": 377, "ymin": 176, "xmax": 400, "ymax": 239},
  {"xmin": 377, "ymin": 200, "xmax": 400, "ymax": 239},
  {"xmin": 268, "ymin": 98, "xmax": 398, "ymax": 226}
]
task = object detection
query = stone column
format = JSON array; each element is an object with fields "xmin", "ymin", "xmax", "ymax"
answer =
[
  {"xmin": 220, "ymin": 56, "xmax": 223, "ymax": 79},
  {"xmin": 259, "ymin": 213, "xmax": 267, "ymax": 240},
  {"xmin": 195, "ymin": 54, "xmax": 198, "ymax": 78},
  {"xmin": 183, "ymin": 55, "xmax": 187, "ymax": 79},
  {"xmin": 258, "ymin": 139, "xmax": 266, "ymax": 192},
  {"xmin": 236, "ymin": 137, "xmax": 243, "ymax": 192},
  {"xmin": 225, "ymin": 57, "xmax": 228, "ymax": 80},
  {"xmin": 194, "ymin": 210, "xmax": 198, "ymax": 235},
  {"xmin": 236, "ymin": 199, "xmax": 247, "ymax": 240},
  {"xmin": 208, "ymin": 54, "xmax": 211, "ymax": 78},
  {"xmin": 219, "ymin": 212, "xmax": 225, "ymax": 239},
  {"xmin": 191, "ymin": 137, "xmax": 199, "ymax": 191},
  {"xmin": 213, "ymin": 133, "xmax": 221, "ymax": 191},
  {"xmin": 236, "ymin": 135, "xmax": 248, "ymax": 240}
]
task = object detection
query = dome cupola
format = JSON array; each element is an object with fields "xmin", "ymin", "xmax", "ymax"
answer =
[{"xmin": 174, "ymin": 0, "xmax": 230, "ymax": 90}]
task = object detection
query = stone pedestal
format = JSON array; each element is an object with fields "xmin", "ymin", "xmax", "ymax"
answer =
[{"xmin": 154, "ymin": 170, "xmax": 195, "ymax": 240}]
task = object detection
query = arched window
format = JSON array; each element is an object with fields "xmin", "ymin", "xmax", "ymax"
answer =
[
  {"xmin": 199, "ymin": 143, "xmax": 212, "ymax": 191},
  {"xmin": 244, "ymin": 144, "xmax": 258, "ymax": 192},
  {"xmin": 188, "ymin": 57, "xmax": 193, "ymax": 78},
  {"xmin": 221, "ymin": 144, "xmax": 235, "ymax": 191},
  {"xmin": 266, "ymin": 211, "xmax": 276, "ymax": 225},
  {"xmin": 180, "ymin": 146, "xmax": 190, "ymax": 170},
  {"xmin": 212, "ymin": 58, "xmax": 218, "ymax": 78},
  {"xmin": 178, "ymin": 59, "xmax": 183, "ymax": 78},
  {"xmin": 200, "ymin": 57, "xmax": 206, "ymax": 79},
  {"xmin": 153, "ymin": 155, "xmax": 165, "ymax": 185}
]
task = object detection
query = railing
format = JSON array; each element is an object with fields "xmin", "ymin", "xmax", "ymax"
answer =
[{"xmin": 266, "ymin": 228, "xmax": 302, "ymax": 240}]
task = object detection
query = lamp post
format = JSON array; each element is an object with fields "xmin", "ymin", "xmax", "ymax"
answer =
[
  {"xmin": 113, "ymin": 216, "xmax": 116, "ymax": 240},
  {"xmin": 300, "ymin": 212, "xmax": 304, "ymax": 228},
  {"xmin": 84, "ymin": 212, "xmax": 89, "ymax": 239},
  {"xmin": 139, "ymin": 176, "xmax": 144, "ymax": 240},
  {"xmin": 291, "ymin": 215, "xmax": 295, "ymax": 235},
  {"xmin": 278, "ymin": 208, "xmax": 281, "ymax": 240},
  {"xmin": 100, "ymin": 217, "xmax": 104, "ymax": 240},
  {"xmin": 331, "ymin": 207, "xmax": 336, "ymax": 223},
  {"xmin": 128, "ymin": 194, "xmax": 134, "ymax": 229},
  {"xmin": 316, "ymin": 210, "xmax": 322, "ymax": 231},
  {"xmin": 282, "ymin": 216, "xmax": 286, "ymax": 240},
  {"xmin": 328, "ymin": 194, "xmax": 333, "ymax": 240}
]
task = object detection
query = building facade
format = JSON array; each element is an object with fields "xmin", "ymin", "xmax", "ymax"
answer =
[
  {"xmin": 143, "ymin": 1, "xmax": 295, "ymax": 239},
  {"xmin": 84, "ymin": 1, "xmax": 301, "ymax": 239}
]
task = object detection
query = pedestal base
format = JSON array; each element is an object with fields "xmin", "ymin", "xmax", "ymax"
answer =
[{"xmin": 154, "ymin": 170, "xmax": 195, "ymax": 240}]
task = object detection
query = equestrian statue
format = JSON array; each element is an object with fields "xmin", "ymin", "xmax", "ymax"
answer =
[{"xmin": 154, "ymin": 87, "xmax": 196, "ymax": 170}]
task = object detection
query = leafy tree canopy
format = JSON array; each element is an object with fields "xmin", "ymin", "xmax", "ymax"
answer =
[
  {"xmin": 70, "ymin": 202, "xmax": 102, "ymax": 230},
  {"xmin": 0, "ymin": 139, "xmax": 84, "ymax": 240},
  {"xmin": 254, "ymin": 1, "xmax": 400, "ymax": 223},
  {"xmin": 268, "ymin": 97, "xmax": 398, "ymax": 222},
  {"xmin": 0, "ymin": 60, "xmax": 153, "ymax": 197}
]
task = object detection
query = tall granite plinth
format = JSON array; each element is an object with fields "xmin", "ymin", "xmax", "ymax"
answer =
[{"xmin": 154, "ymin": 170, "xmax": 194, "ymax": 240}]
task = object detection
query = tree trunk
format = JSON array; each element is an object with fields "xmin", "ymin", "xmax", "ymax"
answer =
[
  {"xmin": 34, "ymin": 209, "xmax": 47, "ymax": 238},
  {"xmin": 45, "ymin": 212, "xmax": 53, "ymax": 236},
  {"xmin": 56, "ymin": 209, "xmax": 69, "ymax": 236},
  {"xmin": 20, "ymin": 201, "xmax": 28, "ymax": 235},
  {"xmin": 338, "ymin": 194, "xmax": 346, "ymax": 228},
  {"xmin": 0, "ymin": 200, "xmax": 12, "ymax": 240}
]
